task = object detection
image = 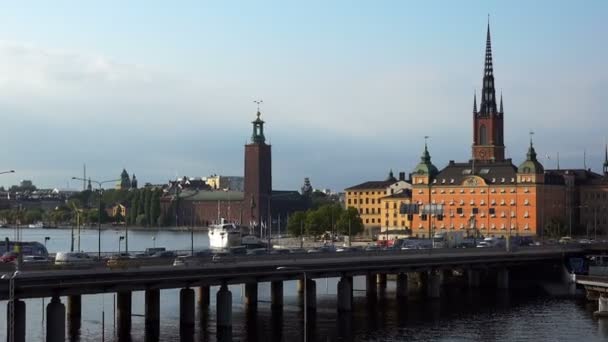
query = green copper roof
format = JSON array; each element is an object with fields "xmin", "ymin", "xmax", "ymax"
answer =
[
  {"xmin": 412, "ymin": 143, "xmax": 439, "ymax": 176},
  {"xmin": 518, "ymin": 141, "xmax": 544, "ymax": 174}
]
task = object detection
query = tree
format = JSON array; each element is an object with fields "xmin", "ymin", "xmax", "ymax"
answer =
[
  {"xmin": 336, "ymin": 207, "xmax": 364, "ymax": 237},
  {"xmin": 130, "ymin": 191, "xmax": 140, "ymax": 225},
  {"xmin": 287, "ymin": 211, "xmax": 307, "ymax": 236},
  {"xmin": 305, "ymin": 209, "xmax": 326, "ymax": 237},
  {"xmin": 144, "ymin": 189, "xmax": 152, "ymax": 227},
  {"xmin": 544, "ymin": 217, "xmax": 568, "ymax": 239},
  {"xmin": 150, "ymin": 190, "xmax": 161, "ymax": 227}
]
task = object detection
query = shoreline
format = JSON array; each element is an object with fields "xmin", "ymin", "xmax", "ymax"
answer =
[{"xmin": 0, "ymin": 225, "xmax": 209, "ymax": 232}]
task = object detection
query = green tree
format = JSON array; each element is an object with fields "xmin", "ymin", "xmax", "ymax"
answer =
[
  {"xmin": 150, "ymin": 190, "xmax": 161, "ymax": 227},
  {"xmin": 287, "ymin": 211, "xmax": 308, "ymax": 236},
  {"xmin": 135, "ymin": 213, "xmax": 147, "ymax": 226},
  {"xmin": 144, "ymin": 189, "xmax": 152, "ymax": 227},
  {"xmin": 336, "ymin": 207, "xmax": 364, "ymax": 237},
  {"xmin": 305, "ymin": 209, "xmax": 326, "ymax": 237},
  {"xmin": 544, "ymin": 217, "xmax": 568, "ymax": 239},
  {"xmin": 24, "ymin": 209, "xmax": 43, "ymax": 224},
  {"xmin": 130, "ymin": 190, "xmax": 140, "ymax": 225}
]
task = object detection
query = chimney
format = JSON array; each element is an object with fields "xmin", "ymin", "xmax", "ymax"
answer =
[{"xmin": 399, "ymin": 172, "xmax": 406, "ymax": 181}]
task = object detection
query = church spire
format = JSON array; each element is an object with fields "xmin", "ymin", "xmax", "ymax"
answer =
[
  {"xmin": 251, "ymin": 100, "xmax": 266, "ymax": 144},
  {"xmin": 603, "ymin": 144, "xmax": 608, "ymax": 175},
  {"xmin": 479, "ymin": 17, "xmax": 497, "ymax": 116},
  {"xmin": 499, "ymin": 91, "xmax": 503, "ymax": 113},
  {"xmin": 473, "ymin": 91, "xmax": 477, "ymax": 113}
]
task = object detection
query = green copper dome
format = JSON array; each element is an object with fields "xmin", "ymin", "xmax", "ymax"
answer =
[
  {"xmin": 518, "ymin": 141, "xmax": 544, "ymax": 174},
  {"xmin": 412, "ymin": 144, "xmax": 439, "ymax": 176}
]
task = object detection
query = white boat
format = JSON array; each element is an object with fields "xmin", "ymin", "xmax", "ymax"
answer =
[
  {"xmin": 28, "ymin": 222, "xmax": 44, "ymax": 228},
  {"xmin": 208, "ymin": 219, "xmax": 241, "ymax": 249}
]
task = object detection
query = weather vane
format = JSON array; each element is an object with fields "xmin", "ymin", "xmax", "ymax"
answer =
[
  {"xmin": 253, "ymin": 100, "xmax": 263, "ymax": 114},
  {"xmin": 424, "ymin": 135, "xmax": 430, "ymax": 147},
  {"xmin": 529, "ymin": 130, "xmax": 535, "ymax": 144}
]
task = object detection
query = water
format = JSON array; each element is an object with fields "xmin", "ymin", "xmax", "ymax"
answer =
[{"xmin": 1, "ymin": 228, "xmax": 607, "ymax": 341}]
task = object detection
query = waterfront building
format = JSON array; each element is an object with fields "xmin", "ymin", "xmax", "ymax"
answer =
[
  {"xmin": 203, "ymin": 175, "xmax": 244, "ymax": 191},
  {"xmin": 409, "ymin": 22, "xmax": 568, "ymax": 238},
  {"xmin": 344, "ymin": 170, "xmax": 411, "ymax": 236},
  {"xmin": 160, "ymin": 108, "xmax": 308, "ymax": 229}
]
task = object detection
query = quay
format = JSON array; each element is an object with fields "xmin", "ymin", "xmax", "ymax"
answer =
[{"xmin": 1, "ymin": 245, "xmax": 591, "ymax": 341}]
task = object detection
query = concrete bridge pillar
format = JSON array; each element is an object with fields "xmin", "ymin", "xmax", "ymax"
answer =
[
  {"xmin": 117, "ymin": 291, "xmax": 132, "ymax": 338},
  {"xmin": 337, "ymin": 277, "xmax": 352, "ymax": 312},
  {"xmin": 145, "ymin": 289, "xmax": 160, "ymax": 342},
  {"xmin": 497, "ymin": 269, "xmax": 509, "ymax": 290},
  {"xmin": 376, "ymin": 273, "xmax": 387, "ymax": 289},
  {"xmin": 245, "ymin": 282, "xmax": 258, "ymax": 307},
  {"xmin": 306, "ymin": 279, "xmax": 317, "ymax": 311},
  {"xmin": 595, "ymin": 295, "xmax": 608, "ymax": 318},
  {"xmin": 46, "ymin": 296, "xmax": 65, "ymax": 342},
  {"xmin": 67, "ymin": 295, "xmax": 81, "ymax": 338},
  {"xmin": 197, "ymin": 285, "xmax": 210, "ymax": 308},
  {"xmin": 396, "ymin": 273, "xmax": 408, "ymax": 298},
  {"xmin": 216, "ymin": 284, "xmax": 232, "ymax": 339},
  {"xmin": 271, "ymin": 281, "xmax": 283, "ymax": 308},
  {"xmin": 426, "ymin": 271, "xmax": 441, "ymax": 299},
  {"xmin": 180, "ymin": 288, "xmax": 195, "ymax": 339},
  {"xmin": 6, "ymin": 299, "xmax": 26, "ymax": 342},
  {"xmin": 366, "ymin": 273, "xmax": 377, "ymax": 298},
  {"xmin": 467, "ymin": 270, "xmax": 481, "ymax": 288}
]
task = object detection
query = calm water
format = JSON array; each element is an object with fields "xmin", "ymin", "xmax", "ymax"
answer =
[{"xmin": 0, "ymin": 228, "xmax": 607, "ymax": 342}]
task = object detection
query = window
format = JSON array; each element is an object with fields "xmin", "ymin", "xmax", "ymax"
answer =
[
  {"xmin": 480, "ymin": 199, "xmax": 485, "ymax": 205},
  {"xmin": 366, "ymin": 219, "xmax": 369, "ymax": 223},
  {"xmin": 480, "ymin": 124, "xmax": 488, "ymax": 145},
  {"xmin": 385, "ymin": 202, "xmax": 389, "ymax": 209},
  {"xmin": 365, "ymin": 198, "xmax": 369, "ymax": 204},
  {"xmin": 366, "ymin": 208, "xmax": 369, "ymax": 214},
  {"xmin": 501, "ymin": 211, "xmax": 506, "ymax": 218},
  {"xmin": 421, "ymin": 214, "xmax": 428, "ymax": 221},
  {"xmin": 457, "ymin": 208, "xmax": 463, "ymax": 214},
  {"xmin": 459, "ymin": 199, "xmax": 465, "ymax": 205},
  {"xmin": 470, "ymin": 200, "xmax": 475, "ymax": 205},
  {"xmin": 470, "ymin": 189, "xmax": 475, "ymax": 193},
  {"xmin": 460, "ymin": 189, "xmax": 465, "ymax": 193},
  {"xmin": 348, "ymin": 199, "xmax": 351, "ymax": 205},
  {"xmin": 371, "ymin": 208, "xmax": 375, "ymax": 214},
  {"xmin": 371, "ymin": 199, "xmax": 375, "ymax": 204},
  {"xmin": 489, "ymin": 208, "xmax": 496, "ymax": 215},
  {"xmin": 491, "ymin": 199, "xmax": 496, "ymax": 205},
  {"xmin": 510, "ymin": 188, "xmax": 515, "ymax": 193},
  {"xmin": 472, "ymin": 208, "xmax": 479, "ymax": 214}
]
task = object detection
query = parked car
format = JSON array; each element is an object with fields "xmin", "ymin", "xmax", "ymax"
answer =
[
  {"xmin": 270, "ymin": 248, "xmax": 291, "ymax": 255},
  {"xmin": 22, "ymin": 255, "xmax": 50, "ymax": 264},
  {"xmin": 247, "ymin": 248, "xmax": 268, "ymax": 256},
  {"xmin": 106, "ymin": 255, "xmax": 136, "ymax": 269},
  {"xmin": 151, "ymin": 251, "xmax": 177, "ymax": 258},
  {"xmin": 559, "ymin": 236, "xmax": 573, "ymax": 244},
  {"xmin": 172, "ymin": 255, "xmax": 202, "ymax": 267}
]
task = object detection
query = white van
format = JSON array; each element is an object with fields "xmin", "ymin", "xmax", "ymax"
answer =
[{"xmin": 55, "ymin": 252, "xmax": 93, "ymax": 265}]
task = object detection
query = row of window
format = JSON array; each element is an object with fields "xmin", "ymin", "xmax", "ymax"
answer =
[
  {"xmin": 419, "ymin": 187, "xmax": 530, "ymax": 194},
  {"xmin": 347, "ymin": 191, "xmax": 384, "ymax": 196},
  {"xmin": 583, "ymin": 192, "xmax": 608, "ymax": 200},
  {"xmin": 415, "ymin": 208, "xmax": 530, "ymax": 219},
  {"xmin": 417, "ymin": 223, "xmax": 531, "ymax": 230},
  {"xmin": 364, "ymin": 218, "xmax": 407, "ymax": 226},
  {"xmin": 415, "ymin": 199, "xmax": 530, "ymax": 206}
]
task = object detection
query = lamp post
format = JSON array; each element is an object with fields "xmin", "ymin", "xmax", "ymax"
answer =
[
  {"xmin": 44, "ymin": 236, "xmax": 50, "ymax": 247},
  {"xmin": 118, "ymin": 236, "xmax": 125, "ymax": 254},
  {"xmin": 72, "ymin": 177, "xmax": 120, "ymax": 259},
  {"xmin": 277, "ymin": 266, "xmax": 307, "ymax": 341}
]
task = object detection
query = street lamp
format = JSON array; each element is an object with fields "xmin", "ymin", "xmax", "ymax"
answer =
[
  {"xmin": 277, "ymin": 266, "xmax": 307, "ymax": 342},
  {"xmin": 72, "ymin": 177, "xmax": 120, "ymax": 259},
  {"xmin": 44, "ymin": 236, "xmax": 50, "ymax": 247},
  {"xmin": 118, "ymin": 236, "xmax": 125, "ymax": 254}
]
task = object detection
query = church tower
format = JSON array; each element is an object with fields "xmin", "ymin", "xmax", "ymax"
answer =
[
  {"xmin": 244, "ymin": 106, "xmax": 272, "ymax": 228},
  {"xmin": 472, "ymin": 20, "xmax": 505, "ymax": 162}
]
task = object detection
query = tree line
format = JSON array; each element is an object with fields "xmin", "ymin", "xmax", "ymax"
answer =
[{"xmin": 286, "ymin": 204, "xmax": 364, "ymax": 238}]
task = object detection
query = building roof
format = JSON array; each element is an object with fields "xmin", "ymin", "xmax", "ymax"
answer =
[
  {"xmin": 178, "ymin": 190, "xmax": 245, "ymax": 201},
  {"xmin": 547, "ymin": 169, "xmax": 603, "ymax": 186},
  {"xmin": 381, "ymin": 190, "xmax": 412, "ymax": 200},
  {"xmin": 434, "ymin": 160, "xmax": 518, "ymax": 185},
  {"xmin": 345, "ymin": 180, "xmax": 396, "ymax": 191}
]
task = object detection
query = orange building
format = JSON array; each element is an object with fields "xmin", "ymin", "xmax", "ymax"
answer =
[{"xmin": 409, "ymin": 23, "xmax": 567, "ymax": 238}]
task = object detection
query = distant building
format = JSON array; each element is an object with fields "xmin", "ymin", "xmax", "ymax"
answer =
[{"xmin": 204, "ymin": 175, "xmax": 244, "ymax": 191}]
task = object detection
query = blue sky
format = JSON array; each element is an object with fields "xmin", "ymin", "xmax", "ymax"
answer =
[{"xmin": 0, "ymin": 1, "xmax": 606, "ymax": 191}]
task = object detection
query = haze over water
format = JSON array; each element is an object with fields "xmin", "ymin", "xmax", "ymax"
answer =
[{"xmin": 0, "ymin": 228, "xmax": 607, "ymax": 341}]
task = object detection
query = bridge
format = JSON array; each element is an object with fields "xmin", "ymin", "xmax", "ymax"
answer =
[{"xmin": 0, "ymin": 245, "xmax": 587, "ymax": 342}]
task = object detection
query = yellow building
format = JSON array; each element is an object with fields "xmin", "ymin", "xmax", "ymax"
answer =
[
  {"xmin": 378, "ymin": 191, "xmax": 412, "ymax": 240},
  {"xmin": 345, "ymin": 171, "xmax": 411, "ymax": 237}
]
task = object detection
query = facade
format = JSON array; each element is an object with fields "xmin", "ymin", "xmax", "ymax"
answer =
[
  {"xmin": 344, "ymin": 171, "xmax": 411, "ymax": 236},
  {"xmin": 204, "ymin": 175, "xmax": 244, "ymax": 191},
  {"xmin": 409, "ymin": 22, "xmax": 567, "ymax": 238}
]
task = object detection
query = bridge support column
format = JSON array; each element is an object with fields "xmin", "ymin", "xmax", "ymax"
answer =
[
  {"xmin": 180, "ymin": 288, "xmax": 195, "ymax": 338},
  {"xmin": 117, "ymin": 291, "xmax": 132, "ymax": 338},
  {"xmin": 46, "ymin": 296, "xmax": 65, "ymax": 342},
  {"xmin": 306, "ymin": 279, "xmax": 316, "ymax": 311},
  {"xmin": 467, "ymin": 270, "xmax": 481, "ymax": 288},
  {"xmin": 366, "ymin": 273, "xmax": 377, "ymax": 298},
  {"xmin": 377, "ymin": 273, "xmax": 387, "ymax": 289},
  {"xmin": 6, "ymin": 299, "xmax": 26, "ymax": 342},
  {"xmin": 497, "ymin": 269, "xmax": 509, "ymax": 290},
  {"xmin": 145, "ymin": 289, "xmax": 160, "ymax": 342},
  {"xmin": 337, "ymin": 277, "xmax": 352, "ymax": 312},
  {"xmin": 216, "ymin": 284, "xmax": 232, "ymax": 340},
  {"xmin": 396, "ymin": 273, "xmax": 408, "ymax": 298},
  {"xmin": 271, "ymin": 281, "xmax": 283, "ymax": 308},
  {"xmin": 67, "ymin": 295, "xmax": 81, "ymax": 338},
  {"xmin": 197, "ymin": 285, "xmax": 210, "ymax": 308},
  {"xmin": 595, "ymin": 295, "xmax": 608, "ymax": 318},
  {"xmin": 427, "ymin": 271, "xmax": 441, "ymax": 299},
  {"xmin": 245, "ymin": 283, "xmax": 258, "ymax": 307}
]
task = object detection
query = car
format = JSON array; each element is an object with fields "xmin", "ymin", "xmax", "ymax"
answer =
[
  {"xmin": 151, "ymin": 251, "xmax": 177, "ymax": 258},
  {"xmin": 476, "ymin": 242, "xmax": 491, "ymax": 248},
  {"xmin": 106, "ymin": 255, "xmax": 136, "ymax": 269},
  {"xmin": 193, "ymin": 250, "xmax": 214, "ymax": 257},
  {"xmin": 365, "ymin": 245, "xmax": 381, "ymax": 252},
  {"xmin": 307, "ymin": 248, "xmax": 322, "ymax": 253},
  {"xmin": 0, "ymin": 252, "xmax": 18, "ymax": 263},
  {"xmin": 559, "ymin": 236, "xmax": 573, "ymax": 244},
  {"xmin": 578, "ymin": 239, "xmax": 592, "ymax": 244},
  {"xmin": 246, "ymin": 248, "xmax": 268, "ymax": 256},
  {"xmin": 270, "ymin": 248, "xmax": 291, "ymax": 255},
  {"xmin": 55, "ymin": 252, "xmax": 93, "ymax": 265},
  {"xmin": 22, "ymin": 255, "xmax": 50, "ymax": 263},
  {"xmin": 172, "ymin": 255, "xmax": 201, "ymax": 267}
]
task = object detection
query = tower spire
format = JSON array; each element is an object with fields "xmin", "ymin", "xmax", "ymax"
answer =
[
  {"xmin": 499, "ymin": 91, "xmax": 503, "ymax": 113},
  {"xmin": 479, "ymin": 16, "xmax": 497, "ymax": 116},
  {"xmin": 603, "ymin": 144, "xmax": 608, "ymax": 175},
  {"xmin": 473, "ymin": 91, "xmax": 477, "ymax": 113}
]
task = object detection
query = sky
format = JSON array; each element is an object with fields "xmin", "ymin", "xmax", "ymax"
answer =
[{"xmin": 0, "ymin": 1, "xmax": 606, "ymax": 191}]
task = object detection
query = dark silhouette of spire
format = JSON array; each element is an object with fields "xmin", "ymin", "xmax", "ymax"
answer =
[
  {"xmin": 473, "ymin": 91, "xmax": 477, "ymax": 113},
  {"xmin": 499, "ymin": 92, "xmax": 503, "ymax": 113},
  {"xmin": 603, "ymin": 144, "xmax": 608, "ymax": 175},
  {"xmin": 479, "ymin": 17, "xmax": 498, "ymax": 117}
]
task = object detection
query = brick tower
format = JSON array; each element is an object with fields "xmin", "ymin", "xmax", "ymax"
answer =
[
  {"xmin": 244, "ymin": 108, "xmax": 272, "ymax": 228},
  {"xmin": 472, "ymin": 20, "xmax": 505, "ymax": 162}
]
